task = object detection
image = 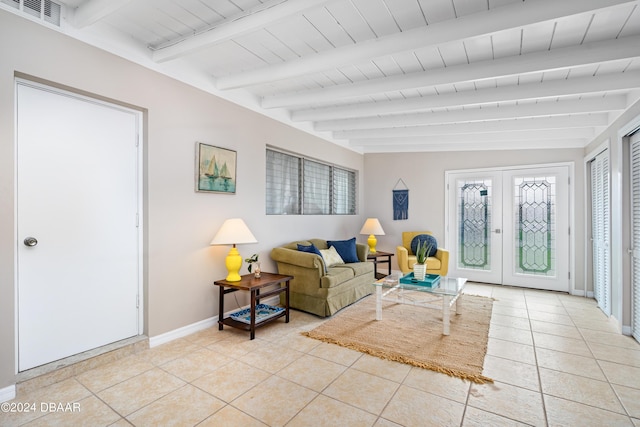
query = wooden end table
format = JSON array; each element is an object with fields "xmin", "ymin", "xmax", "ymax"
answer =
[
  {"xmin": 367, "ymin": 251, "xmax": 394, "ymax": 279},
  {"xmin": 214, "ymin": 272, "xmax": 292, "ymax": 340}
]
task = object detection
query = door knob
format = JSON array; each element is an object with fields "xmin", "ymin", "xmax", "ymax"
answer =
[{"xmin": 23, "ymin": 237, "xmax": 38, "ymax": 247}]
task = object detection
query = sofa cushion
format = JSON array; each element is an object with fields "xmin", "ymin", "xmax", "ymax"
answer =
[
  {"xmin": 320, "ymin": 266, "xmax": 355, "ymax": 288},
  {"xmin": 334, "ymin": 261, "xmax": 374, "ymax": 277},
  {"xmin": 320, "ymin": 246, "xmax": 344, "ymax": 267},
  {"xmin": 328, "ymin": 237, "xmax": 359, "ymax": 263},
  {"xmin": 410, "ymin": 234, "xmax": 438, "ymax": 257}
]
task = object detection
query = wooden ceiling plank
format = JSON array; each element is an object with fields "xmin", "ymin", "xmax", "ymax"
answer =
[
  {"xmin": 349, "ymin": 0, "xmax": 399, "ymax": 37},
  {"xmin": 314, "ymin": 95, "xmax": 628, "ymax": 130},
  {"xmin": 264, "ymin": 35, "xmax": 640, "ymax": 108},
  {"xmin": 347, "ymin": 127, "xmax": 595, "ymax": 144},
  {"xmin": 323, "ymin": 1, "xmax": 378, "ymax": 43},
  {"xmin": 383, "ymin": 0, "xmax": 429, "ymax": 31},
  {"xmin": 73, "ymin": 0, "xmax": 135, "ymax": 28},
  {"xmin": 219, "ymin": 0, "xmax": 636, "ymax": 89},
  {"xmin": 152, "ymin": 0, "xmax": 330, "ymax": 62},
  {"xmin": 332, "ymin": 114, "xmax": 609, "ymax": 138},
  {"xmin": 355, "ymin": 138, "xmax": 588, "ymax": 153},
  {"xmin": 417, "ymin": 0, "xmax": 457, "ymax": 24},
  {"xmin": 583, "ymin": 2, "xmax": 640, "ymax": 42},
  {"xmin": 301, "ymin": 6, "xmax": 356, "ymax": 49}
]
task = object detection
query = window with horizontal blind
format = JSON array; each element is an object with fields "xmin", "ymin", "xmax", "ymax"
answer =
[{"xmin": 266, "ymin": 148, "xmax": 356, "ymax": 215}]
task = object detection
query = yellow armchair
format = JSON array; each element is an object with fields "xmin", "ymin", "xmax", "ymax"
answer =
[{"xmin": 396, "ymin": 231, "xmax": 449, "ymax": 276}]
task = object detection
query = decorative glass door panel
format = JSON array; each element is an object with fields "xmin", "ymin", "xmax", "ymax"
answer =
[
  {"xmin": 459, "ymin": 181, "xmax": 491, "ymax": 270},
  {"xmin": 514, "ymin": 176, "xmax": 555, "ymax": 276}
]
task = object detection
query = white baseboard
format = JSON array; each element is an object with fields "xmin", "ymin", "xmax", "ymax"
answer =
[
  {"xmin": 148, "ymin": 296, "xmax": 280, "ymax": 348},
  {"xmin": 149, "ymin": 316, "xmax": 217, "ymax": 348},
  {"xmin": 586, "ymin": 291, "xmax": 594, "ymax": 298},
  {"xmin": 0, "ymin": 384, "xmax": 16, "ymax": 403},
  {"xmin": 622, "ymin": 325, "xmax": 632, "ymax": 336}
]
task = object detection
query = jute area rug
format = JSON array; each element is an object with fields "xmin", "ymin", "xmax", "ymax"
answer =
[{"xmin": 302, "ymin": 294, "xmax": 494, "ymax": 384}]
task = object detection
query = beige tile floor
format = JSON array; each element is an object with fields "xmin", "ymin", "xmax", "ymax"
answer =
[{"xmin": 2, "ymin": 283, "xmax": 640, "ymax": 426}]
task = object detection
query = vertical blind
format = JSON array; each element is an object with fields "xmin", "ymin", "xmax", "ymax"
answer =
[
  {"xmin": 333, "ymin": 167, "xmax": 356, "ymax": 214},
  {"xmin": 590, "ymin": 150, "xmax": 610, "ymax": 315},
  {"xmin": 631, "ymin": 134, "xmax": 640, "ymax": 342},
  {"xmin": 266, "ymin": 148, "xmax": 356, "ymax": 215}
]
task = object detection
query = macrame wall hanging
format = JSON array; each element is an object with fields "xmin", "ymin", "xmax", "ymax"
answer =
[{"xmin": 393, "ymin": 178, "xmax": 409, "ymax": 220}]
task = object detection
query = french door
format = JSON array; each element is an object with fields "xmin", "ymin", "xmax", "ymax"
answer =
[{"xmin": 447, "ymin": 166, "xmax": 570, "ymax": 292}]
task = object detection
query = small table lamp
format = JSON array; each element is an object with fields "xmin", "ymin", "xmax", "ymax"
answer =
[
  {"xmin": 210, "ymin": 218, "xmax": 257, "ymax": 281},
  {"xmin": 360, "ymin": 218, "xmax": 385, "ymax": 253}
]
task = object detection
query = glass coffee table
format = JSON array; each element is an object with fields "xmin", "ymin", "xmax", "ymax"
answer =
[{"xmin": 373, "ymin": 272, "xmax": 467, "ymax": 335}]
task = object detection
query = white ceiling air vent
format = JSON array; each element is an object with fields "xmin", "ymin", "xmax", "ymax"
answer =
[{"xmin": 1, "ymin": 0, "xmax": 61, "ymax": 26}]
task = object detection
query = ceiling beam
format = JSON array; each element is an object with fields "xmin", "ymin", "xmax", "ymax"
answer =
[
  {"xmin": 152, "ymin": 0, "xmax": 329, "ymax": 63},
  {"xmin": 217, "ymin": 0, "xmax": 636, "ymax": 89},
  {"xmin": 356, "ymin": 139, "xmax": 588, "ymax": 153},
  {"xmin": 315, "ymin": 96, "xmax": 628, "ymax": 131},
  {"xmin": 333, "ymin": 115, "xmax": 609, "ymax": 139},
  {"xmin": 72, "ymin": 0, "xmax": 134, "ymax": 28},
  {"xmin": 346, "ymin": 128, "xmax": 595, "ymax": 146},
  {"xmin": 265, "ymin": 36, "xmax": 640, "ymax": 108},
  {"xmin": 292, "ymin": 71, "xmax": 640, "ymax": 122}
]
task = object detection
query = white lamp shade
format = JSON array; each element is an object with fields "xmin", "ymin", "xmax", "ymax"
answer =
[
  {"xmin": 210, "ymin": 218, "xmax": 257, "ymax": 245},
  {"xmin": 360, "ymin": 218, "xmax": 385, "ymax": 236}
]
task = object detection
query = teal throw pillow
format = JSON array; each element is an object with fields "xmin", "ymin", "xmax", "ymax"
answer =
[
  {"xmin": 327, "ymin": 237, "xmax": 359, "ymax": 263},
  {"xmin": 410, "ymin": 234, "xmax": 438, "ymax": 257}
]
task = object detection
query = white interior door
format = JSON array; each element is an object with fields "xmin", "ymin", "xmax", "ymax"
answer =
[
  {"xmin": 17, "ymin": 82, "xmax": 141, "ymax": 371},
  {"xmin": 631, "ymin": 133, "xmax": 640, "ymax": 342},
  {"xmin": 447, "ymin": 166, "xmax": 570, "ymax": 292}
]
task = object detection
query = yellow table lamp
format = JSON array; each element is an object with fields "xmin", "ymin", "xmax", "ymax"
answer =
[
  {"xmin": 360, "ymin": 218, "xmax": 385, "ymax": 253},
  {"xmin": 210, "ymin": 218, "xmax": 257, "ymax": 281}
]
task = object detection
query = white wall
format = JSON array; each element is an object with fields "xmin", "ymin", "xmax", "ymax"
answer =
[
  {"xmin": 362, "ymin": 149, "xmax": 586, "ymax": 291},
  {"xmin": 0, "ymin": 10, "xmax": 365, "ymax": 389}
]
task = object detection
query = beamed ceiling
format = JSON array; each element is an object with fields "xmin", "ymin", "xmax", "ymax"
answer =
[{"xmin": 5, "ymin": 0, "xmax": 640, "ymax": 153}]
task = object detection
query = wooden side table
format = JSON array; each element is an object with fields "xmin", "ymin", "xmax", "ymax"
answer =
[
  {"xmin": 214, "ymin": 272, "xmax": 292, "ymax": 340},
  {"xmin": 367, "ymin": 251, "xmax": 394, "ymax": 279}
]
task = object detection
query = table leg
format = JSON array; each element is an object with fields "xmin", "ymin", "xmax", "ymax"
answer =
[
  {"xmin": 456, "ymin": 294, "xmax": 462, "ymax": 316},
  {"xmin": 218, "ymin": 285, "xmax": 224, "ymax": 331},
  {"xmin": 443, "ymin": 295, "xmax": 451, "ymax": 336},
  {"xmin": 376, "ymin": 285, "xmax": 382, "ymax": 320},
  {"xmin": 285, "ymin": 281, "xmax": 290, "ymax": 323},
  {"xmin": 250, "ymin": 289, "xmax": 256, "ymax": 340}
]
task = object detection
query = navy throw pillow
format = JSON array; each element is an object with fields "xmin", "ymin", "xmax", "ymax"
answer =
[
  {"xmin": 410, "ymin": 234, "xmax": 438, "ymax": 257},
  {"xmin": 297, "ymin": 243, "xmax": 326, "ymax": 271},
  {"xmin": 327, "ymin": 237, "xmax": 359, "ymax": 263},
  {"xmin": 297, "ymin": 243, "xmax": 322, "ymax": 257}
]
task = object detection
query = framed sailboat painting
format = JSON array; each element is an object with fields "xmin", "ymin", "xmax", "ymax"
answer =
[{"xmin": 196, "ymin": 142, "xmax": 237, "ymax": 194}]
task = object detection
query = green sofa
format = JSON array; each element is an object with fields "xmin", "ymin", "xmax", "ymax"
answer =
[{"xmin": 270, "ymin": 239, "xmax": 375, "ymax": 317}]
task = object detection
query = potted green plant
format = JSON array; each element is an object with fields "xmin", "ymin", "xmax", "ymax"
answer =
[
  {"xmin": 245, "ymin": 253, "xmax": 261, "ymax": 278},
  {"xmin": 413, "ymin": 241, "xmax": 432, "ymax": 281}
]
